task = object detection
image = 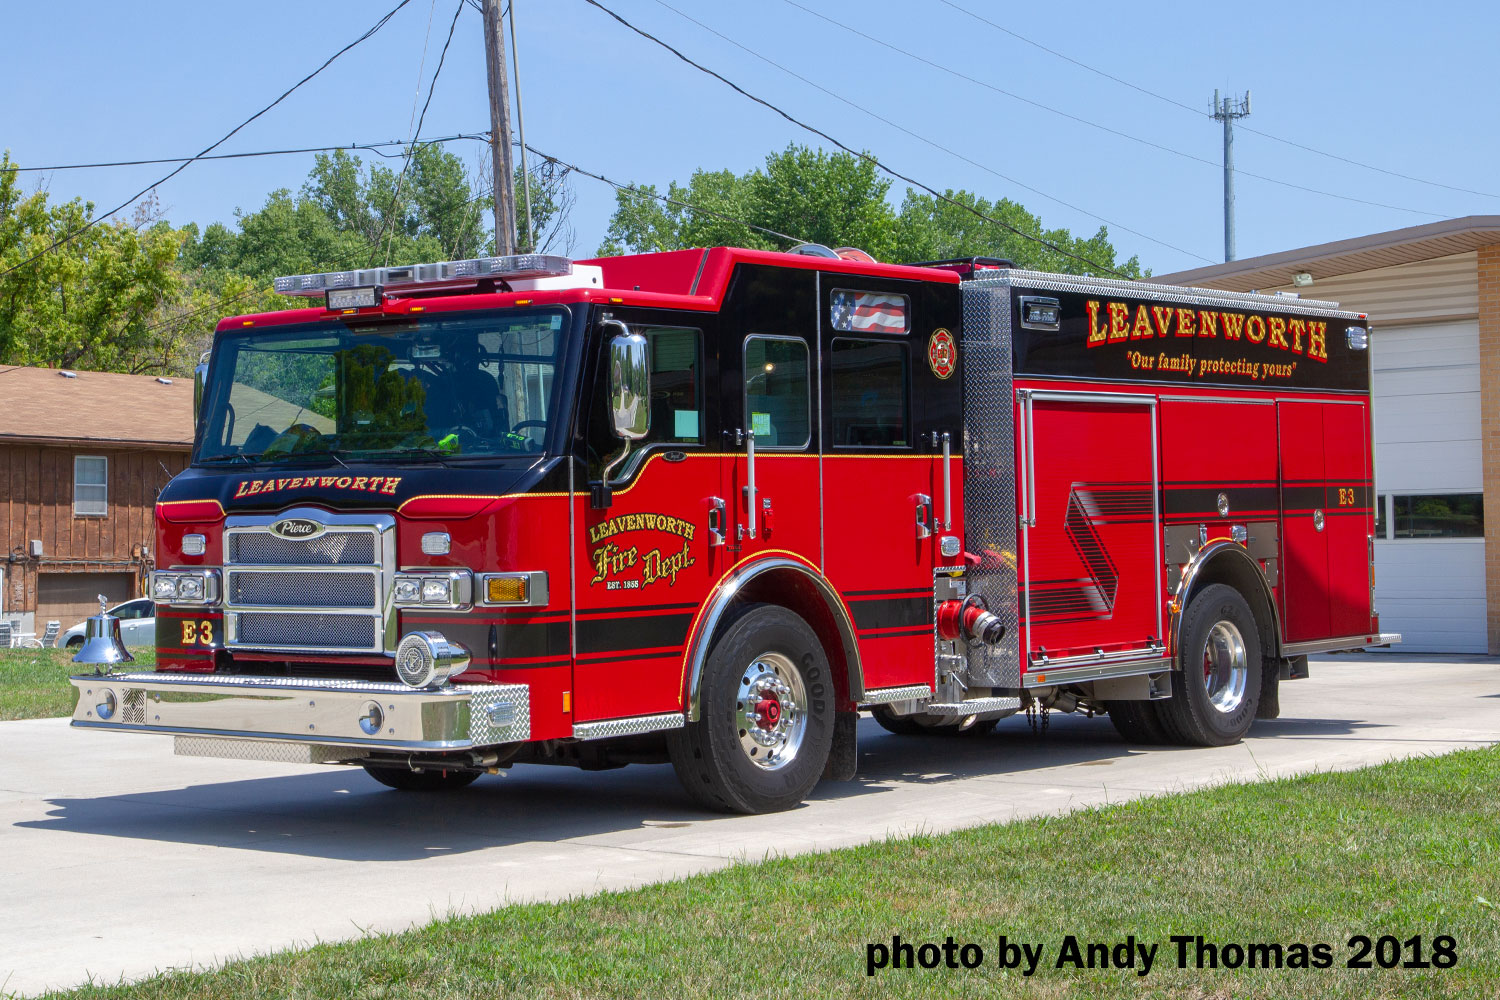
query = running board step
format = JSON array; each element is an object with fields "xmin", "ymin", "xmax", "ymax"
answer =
[{"xmin": 922, "ymin": 696, "xmax": 1020, "ymax": 716}]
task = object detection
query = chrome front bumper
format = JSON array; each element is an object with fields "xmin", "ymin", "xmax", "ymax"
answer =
[{"xmin": 70, "ymin": 672, "xmax": 529, "ymax": 752}]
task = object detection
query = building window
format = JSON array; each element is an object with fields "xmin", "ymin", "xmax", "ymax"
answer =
[
  {"xmin": 744, "ymin": 336, "xmax": 811, "ymax": 450},
  {"xmin": 831, "ymin": 338, "xmax": 909, "ymax": 447},
  {"xmin": 1375, "ymin": 494, "xmax": 1386, "ymax": 538},
  {"xmin": 1391, "ymin": 494, "xmax": 1483, "ymax": 539},
  {"xmin": 74, "ymin": 456, "xmax": 108, "ymax": 516}
]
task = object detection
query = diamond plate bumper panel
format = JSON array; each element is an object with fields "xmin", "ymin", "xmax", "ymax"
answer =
[
  {"xmin": 860, "ymin": 684, "xmax": 933, "ymax": 706},
  {"xmin": 70, "ymin": 672, "xmax": 529, "ymax": 751},
  {"xmin": 174, "ymin": 737, "xmax": 361, "ymax": 764}
]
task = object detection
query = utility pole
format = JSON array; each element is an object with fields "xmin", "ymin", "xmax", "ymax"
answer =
[
  {"xmin": 1212, "ymin": 89, "xmax": 1251, "ymax": 263},
  {"xmin": 509, "ymin": 1, "xmax": 535, "ymax": 253},
  {"xmin": 482, "ymin": 0, "xmax": 517, "ymax": 256}
]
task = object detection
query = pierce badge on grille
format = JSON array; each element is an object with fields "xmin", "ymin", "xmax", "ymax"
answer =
[{"xmin": 269, "ymin": 517, "xmax": 324, "ymax": 540}]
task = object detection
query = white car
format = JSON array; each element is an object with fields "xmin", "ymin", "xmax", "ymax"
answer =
[{"xmin": 61, "ymin": 598, "xmax": 156, "ymax": 649}]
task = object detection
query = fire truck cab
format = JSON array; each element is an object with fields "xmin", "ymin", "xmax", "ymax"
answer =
[{"xmin": 70, "ymin": 246, "xmax": 1396, "ymax": 813}]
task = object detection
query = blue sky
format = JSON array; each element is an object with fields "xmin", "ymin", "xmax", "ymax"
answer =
[{"xmin": 5, "ymin": 0, "xmax": 1497, "ymax": 275}]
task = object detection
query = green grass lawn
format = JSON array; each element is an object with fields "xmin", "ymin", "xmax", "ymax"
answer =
[
  {"xmin": 0, "ymin": 646, "xmax": 155, "ymax": 721},
  {"xmin": 30, "ymin": 746, "xmax": 1500, "ymax": 999}
]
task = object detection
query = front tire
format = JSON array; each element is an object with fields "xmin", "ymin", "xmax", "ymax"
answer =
[
  {"xmin": 668, "ymin": 604, "xmax": 834, "ymax": 814},
  {"xmin": 361, "ymin": 763, "xmax": 481, "ymax": 791},
  {"xmin": 1157, "ymin": 584, "xmax": 1262, "ymax": 746}
]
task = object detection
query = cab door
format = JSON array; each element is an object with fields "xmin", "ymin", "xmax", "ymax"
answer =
[{"xmin": 818, "ymin": 277, "xmax": 947, "ymax": 691}]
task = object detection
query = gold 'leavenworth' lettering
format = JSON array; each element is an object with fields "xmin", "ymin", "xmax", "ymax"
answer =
[
  {"xmin": 588, "ymin": 511, "xmax": 697, "ymax": 545},
  {"xmin": 1081, "ymin": 301, "xmax": 1329, "ymax": 364},
  {"xmin": 231, "ymin": 475, "xmax": 402, "ymax": 498}
]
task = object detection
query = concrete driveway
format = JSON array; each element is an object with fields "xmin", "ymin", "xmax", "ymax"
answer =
[{"xmin": 2, "ymin": 653, "xmax": 1495, "ymax": 995}]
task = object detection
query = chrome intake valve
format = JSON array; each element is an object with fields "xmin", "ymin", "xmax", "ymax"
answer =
[{"xmin": 936, "ymin": 596, "xmax": 1007, "ymax": 647}]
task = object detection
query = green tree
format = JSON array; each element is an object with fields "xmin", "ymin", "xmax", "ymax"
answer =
[
  {"xmin": 0, "ymin": 152, "xmax": 227, "ymax": 375},
  {"xmin": 598, "ymin": 143, "xmax": 1144, "ymax": 278}
]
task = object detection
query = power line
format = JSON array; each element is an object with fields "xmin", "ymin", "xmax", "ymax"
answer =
[
  {"xmin": 578, "ymin": 0, "xmax": 1133, "ymax": 277},
  {"xmin": 0, "ymin": 134, "xmax": 493, "ymax": 173},
  {"xmin": 930, "ymin": 0, "xmax": 1500, "ymax": 202},
  {"xmin": 522, "ymin": 142, "xmax": 809, "ymax": 247},
  {"xmin": 778, "ymin": 0, "xmax": 1447, "ymax": 219},
  {"xmin": 647, "ymin": 0, "xmax": 1212, "ymax": 263},
  {"xmin": 375, "ymin": 0, "xmax": 466, "ymax": 266},
  {"xmin": 0, "ymin": 0, "xmax": 415, "ymax": 279}
]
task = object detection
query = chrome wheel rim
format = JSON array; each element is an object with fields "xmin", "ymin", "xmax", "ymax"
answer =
[
  {"xmin": 735, "ymin": 651, "xmax": 807, "ymax": 771},
  {"xmin": 1203, "ymin": 621, "xmax": 1248, "ymax": 713}
]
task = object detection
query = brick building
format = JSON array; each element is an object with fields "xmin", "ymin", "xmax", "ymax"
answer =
[
  {"xmin": 1158, "ymin": 216, "xmax": 1500, "ymax": 654},
  {"xmin": 1, "ymin": 366, "xmax": 191, "ymax": 634}
]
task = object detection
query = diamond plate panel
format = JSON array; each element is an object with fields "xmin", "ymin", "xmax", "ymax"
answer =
[
  {"xmin": 173, "ymin": 737, "xmax": 359, "ymax": 764},
  {"xmin": 959, "ymin": 281, "xmax": 1021, "ymax": 689},
  {"xmin": 571, "ymin": 712, "xmax": 684, "ymax": 741},
  {"xmin": 860, "ymin": 684, "xmax": 933, "ymax": 706},
  {"xmin": 467, "ymin": 684, "xmax": 530, "ymax": 744}
]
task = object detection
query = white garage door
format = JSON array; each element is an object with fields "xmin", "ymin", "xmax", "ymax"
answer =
[{"xmin": 1370, "ymin": 319, "xmax": 1486, "ymax": 653}]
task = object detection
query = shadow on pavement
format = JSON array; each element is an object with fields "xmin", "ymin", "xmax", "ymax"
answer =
[{"xmin": 16, "ymin": 710, "xmax": 1377, "ymax": 862}]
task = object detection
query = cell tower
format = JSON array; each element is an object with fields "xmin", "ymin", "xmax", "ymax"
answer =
[{"xmin": 1212, "ymin": 89, "xmax": 1252, "ymax": 263}]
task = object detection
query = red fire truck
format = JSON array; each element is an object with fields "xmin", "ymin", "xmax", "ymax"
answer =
[{"xmin": 70, "ymin": 246, "xmax": 1396, "ymax": 813}]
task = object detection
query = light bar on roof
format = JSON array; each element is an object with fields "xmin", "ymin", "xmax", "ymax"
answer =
[{"xmin": 273, "ymin": 254, "xmax": 574, "ymax": 297}]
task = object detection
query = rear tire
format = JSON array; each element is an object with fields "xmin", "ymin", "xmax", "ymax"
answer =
[
  {"xmin": 1157, "ymin": 584, "xmax": 1262, "ymax": 746},
  {"xmin": 1104, "ymin": 699, "xmax": 1170, "ymax": 745},
  {"xmin": 361, "ymin": 763, "xmax": 481, "ymax": 791},
  {"xmin": 668, "ymin": 604, "xmax": 833, "ymax": 814}
]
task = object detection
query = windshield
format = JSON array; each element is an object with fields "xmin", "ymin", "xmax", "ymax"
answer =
[{"xmin": 198, "ymin": 309, "xmax": 568, "ymax": 465}]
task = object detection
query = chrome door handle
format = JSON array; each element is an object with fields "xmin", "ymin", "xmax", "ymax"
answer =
[
  {"xmin": 915, "ymin": 493, "xmax": 933, "ymax": 539},
  {"xmin": 707, "ymin": 497, "xmax": 726, "ymax": 547}
]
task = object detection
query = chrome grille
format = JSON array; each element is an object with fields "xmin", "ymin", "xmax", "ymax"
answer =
[
  {"xmin": 223, "ymin": 510, "xmax": 393, "ymax": 654},
  {"xmin": 228, "ymin": 570, "xmax": 376, "ymax": 609},
  {"xmin": 236, "ymin": 612, "xmax": 377, "ymax": 649},
  {"xmin": 229, "ymin": 532, "xmax": 375, "ymax": 566}
]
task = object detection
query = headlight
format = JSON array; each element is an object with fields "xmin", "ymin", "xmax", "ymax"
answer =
[
  {"xmin": 392, "ymin": 571, "xmax": 471, "ymax": 609},
  {"xmin": 149, "ymin": 570, "xmax": 219, "ymax": 606}
]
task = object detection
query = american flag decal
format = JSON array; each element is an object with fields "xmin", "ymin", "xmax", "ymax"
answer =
[{"xmin": 831, "ymin": 290, "xmax": 908, "ymax": 334}]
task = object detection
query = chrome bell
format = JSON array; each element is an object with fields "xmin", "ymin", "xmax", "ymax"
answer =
[{"xmin": 72, "ymin": 594, "xmax": 133, "ymax": 667}]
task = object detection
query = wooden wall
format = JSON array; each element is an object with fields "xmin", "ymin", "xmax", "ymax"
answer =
[{"xmin": 1, "ymin": 442, "xmax": 189, "ymax": 617}]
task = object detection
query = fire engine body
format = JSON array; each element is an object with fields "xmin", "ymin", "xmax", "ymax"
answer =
[{"xmin": 70, "ymin": 246, "xmax": 1396, "ymax": 813}]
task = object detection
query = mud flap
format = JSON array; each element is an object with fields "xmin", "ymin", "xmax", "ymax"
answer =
[{"xmin": 822, "ymin": 711, "xmax": 858, "ymax": 781}]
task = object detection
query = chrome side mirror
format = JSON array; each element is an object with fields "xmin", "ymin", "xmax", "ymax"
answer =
[
  {"xmin": 608, "ymin": 325, "xmax": 650, "ymax": 441},
  {"xmin": 593, "ymin": 321, "xmax": 651, "ymax": 509}
]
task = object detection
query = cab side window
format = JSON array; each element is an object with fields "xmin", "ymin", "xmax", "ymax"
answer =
[
  {"xmin": 831, "ymin": 338, "xmax": 909, "ymax": 447},
  {"xmin": 744, "ymin": 336, "xmax": 810, "ymax": 450},
  {"xmin": 588, "ymin": 325, "xmax": 703, "ymax": 481}
]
